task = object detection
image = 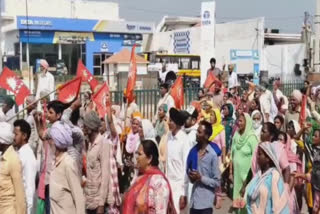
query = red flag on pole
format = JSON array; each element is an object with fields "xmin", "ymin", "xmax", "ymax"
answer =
[
  {"xmin": 203, "ymin": 72, "xmax": 221, "ymax": 91},
  {"xmin": 92, "ymin": 82, "xmax": 110, "ymax": 118},
  {"xmin": 299, "ymin": 94, "xmax": 307, "ymax": 126},
  {"xmin": 0, "ymin": 67, "xmax": 30, "ymax": 106},
  {"xmin": 58, "ymin": 77, "xmax": 82, "ymax": 103},
  {"xmin": 76, "ymin": 59, "xmax": 99, "ymax": 92},
  {"xmin": 170, "ymin": 76, "xmax": 184, "ymax": 109},
  {"xmin": 126, "ymin": 45, "xmax": 137, "ymax": 104}
]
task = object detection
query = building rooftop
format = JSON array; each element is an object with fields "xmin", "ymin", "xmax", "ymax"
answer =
[{"xmin": 103, "ymin": 48, "xmax": 149, "ymax": 64}]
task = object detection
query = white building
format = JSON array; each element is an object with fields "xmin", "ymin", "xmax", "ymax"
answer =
[
  {"xmin": 0, "ymin": 0, "xmax": 154, "ymax": 78},
  {"xmin": 150, "ymin": 2, "xmax": 305, "ymax": 83}
]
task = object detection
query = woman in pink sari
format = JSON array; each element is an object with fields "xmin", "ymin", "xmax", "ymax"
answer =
[{"xmin": 122, "ymin": 140, "xmax": 176, "ymax": 214}]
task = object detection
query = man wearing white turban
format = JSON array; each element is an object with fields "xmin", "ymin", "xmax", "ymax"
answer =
[
  {"xmin": 0, "ymin": 122, "xmax": 26, "ymax": 214},
  {"xmin": 36, "ymin": 59, "xmax": 55, "ymax": 103},
  {"xmin": 49, "ymin": 121, "xmax": 85, "ymax": 214},
  {"xmin": 284, "ymin": 89, "xmax": 303, "ymax": 129}
]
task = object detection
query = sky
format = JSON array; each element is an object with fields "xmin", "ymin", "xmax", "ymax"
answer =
[{"xmin": 106, "ymin": 0, "xmax": 315, "ymax": 33}]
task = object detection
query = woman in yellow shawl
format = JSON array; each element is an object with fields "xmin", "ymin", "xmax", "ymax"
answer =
[
  {"xmin": 206, "ymin": 108, "xmax": 226, "ymax": 164},
  {"xmin": 205, "ymin": 108, "xmax": 226, "ymax": 209}
]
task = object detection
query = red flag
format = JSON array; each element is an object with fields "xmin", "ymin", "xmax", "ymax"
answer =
[
  {"xmin": 76, "ymin": 59, "xmax": 99, "ymax": 92},
  {"xmin": 126, "ymin": 45, "xmax": 137, "ymax": 104},
  {"xmin": 0, "ymin": 67, "xmax": 30, "ymax": 106},
  {"xmin": 58, "ymin": 77, "xmax": 82, "ymax": 103},
  {"xmin": 203, "ymin": 72, "xmax": 221, "ymax": 91},
  {"xmin": 299, "ymin": 94, "xmax": 307, "ymax": 126},
  {"xmin": 92, "ymin": 82, "xmax": 110, "ymax": 118},
  {"xmin": 170, "ymin": 76, "xmax": 184, "ymax": 109}
]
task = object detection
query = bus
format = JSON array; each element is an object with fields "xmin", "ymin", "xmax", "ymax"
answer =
[{"xmin": 145, "ymin": 53, "xmax": 201, "ymax": 87}]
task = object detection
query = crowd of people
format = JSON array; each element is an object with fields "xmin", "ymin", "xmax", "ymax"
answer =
[{"xmin": 0, "ymin": 58, "xmax": 320, "ymax": 214}]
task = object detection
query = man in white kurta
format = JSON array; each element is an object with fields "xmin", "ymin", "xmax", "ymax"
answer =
[
  {"xmin": 13, "ymin": 119, "xmax": 37, "ymax": 214},
  {"xmin": 36, "ymin": 59, "xmax": 55, "ymax": 102},
  {"xmin": 166, "ymin": 108, "xmax": 190, "ymax": 214},
  {"xmin": 153, "ymin": 83, "xmax": 175, "ymax": 123}
]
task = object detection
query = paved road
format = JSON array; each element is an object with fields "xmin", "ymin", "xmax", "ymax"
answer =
[{"xmin": 214, "ymin": 196, "xmax": 309, "ymax": 214}]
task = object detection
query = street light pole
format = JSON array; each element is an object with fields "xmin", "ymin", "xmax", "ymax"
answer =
[{"xmin": 314, "ymin": 0, "xmax": 320, "ymax": 72}]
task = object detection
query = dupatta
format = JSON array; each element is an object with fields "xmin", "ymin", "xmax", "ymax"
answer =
[
  {"xmin": 122, "ymin": 167, "xmax": 176, "ymax": 214},
  {"xmin": 209, "ymin": 108, "xmax": 225, "ymax": 141}
]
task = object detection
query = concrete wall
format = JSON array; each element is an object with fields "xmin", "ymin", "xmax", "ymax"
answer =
[
  {"xmin": 2, "ymin": 0, "xmax": 119, "ymax": 20},
  {"xmin": 3, "ymin": 30, "xmax": 19, "ymax": 56},
  {"xmin": 262, "ymin": 43, "xmax": 305, "ymax": 81},
  {"xmin": 215, "ymin": 18, "xmax": 265, "ymax": 74}
]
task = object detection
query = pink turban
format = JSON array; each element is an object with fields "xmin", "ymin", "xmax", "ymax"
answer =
[
  {"xmin": 49, "ymin": 122, "xmax": 73, "ymax": 149},
  {"xmin": 40, "ymin": 59, "xmax": 49, "ymax": 69}
]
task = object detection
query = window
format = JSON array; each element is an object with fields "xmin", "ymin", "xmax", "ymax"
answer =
[
  {"xmin": 179, "ymin": 57, "xmax": 190, "ymax": 69},
  {"xmin": 93, "ymin": 54, "xmax": 102, "ymax": 75}
]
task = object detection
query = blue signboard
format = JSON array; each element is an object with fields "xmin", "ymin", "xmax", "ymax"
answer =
[
  {"xmin": 230, "ymin": 49, "xmax": 259, "ymax": 61},
  {"xmin": 17, "ymin": 16, "xmax": 98, "ymax": 32},
  {"xmin": 19, "ymin": 30, "xmax": 55, "ymax": 43}
]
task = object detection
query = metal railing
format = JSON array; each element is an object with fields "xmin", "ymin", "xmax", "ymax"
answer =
[{"xmin": 0, "ymin": 81, "xmax": 305, "ymax": 120}]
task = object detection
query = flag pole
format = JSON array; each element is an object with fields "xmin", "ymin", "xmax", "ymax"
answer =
[{"xmin": 6, "ymin": 88, "xmax": 58, "ymax": 122}]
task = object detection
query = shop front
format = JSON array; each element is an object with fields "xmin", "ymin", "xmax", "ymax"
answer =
[{"xmin": 16, "ymin": 16, "xmax": 153, "ymax": 74}]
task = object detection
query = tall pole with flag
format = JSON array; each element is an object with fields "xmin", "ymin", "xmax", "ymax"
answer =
[{"xmin": 126, "ymin": 44, "xmax": 137, "ymax": 104}]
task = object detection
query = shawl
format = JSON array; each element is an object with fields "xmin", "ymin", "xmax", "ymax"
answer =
[
  {"xmin": 201, "ymin": 101, "xmax": 214, "ymax": 121},
  {"xmin": 126, "ymin": 132, "xmax": 140, "ymax": 154},
  {"xmin": 222, "ymin": 103, "xmax": 235, "ymax": 151},
  {"xmin": 284, "ymin": 134, "xmax": 302, "ymax": 167},
  {"xmin": 246, "ymin": 142, "xmax": 290, "ymax": 214},
  {"xmin": 122, "ymin": 167, "xmax": 176, "ymax": 214},
  {"xmin": 186, "ymin": 143, "xmax": 221, "ymax": 173},
  {"xmin": 209, "ymin": 108, "xmax": 225, "ymax": 141},
  {"xmin": 233, "ymin": 113, "xmax": 258, "ymax": 150},
  {"xmin": 251, "ymin": 110, "xmax": 263, "ymax": 139}
]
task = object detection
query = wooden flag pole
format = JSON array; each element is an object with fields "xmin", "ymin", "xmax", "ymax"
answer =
[{"xmin": 6, "ymin": 88, "xmax": 58, "ymax": 122}]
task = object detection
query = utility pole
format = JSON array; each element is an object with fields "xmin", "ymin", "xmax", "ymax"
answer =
[
  {"xmin": 314, "ymin": 0, "xmax": 320, "ymax": 73},
  {"xmin": 303, "ymin": 12, "xmax": 311, "ymax": 73},
  {"xmin": 0, "ymin": 0, "xmax": 3, "ymax": 71}
]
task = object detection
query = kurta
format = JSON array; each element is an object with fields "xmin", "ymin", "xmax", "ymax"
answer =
[
  {"xmin": 231, "ymin": 113, "xmax": 259, "ymax": 213},
  {"xmin": 0, "ymin": 145, "xmax": 26, "ymax": 214},
  {"xmin": 49, "ymin": 153, "xmax": 85, "ymax": 214},
  {"xmin": 166, "ymin": 130, "xmax": 190, "ymax": 214}
]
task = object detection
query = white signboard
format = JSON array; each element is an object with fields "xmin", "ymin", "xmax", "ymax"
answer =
[
  {"xmin": 200, "ymin": 1, "xmax": 216, "ymax": 85},
  {"xmin": 173, "ymin": 31, "xmax": 190, "ymax": 53}
]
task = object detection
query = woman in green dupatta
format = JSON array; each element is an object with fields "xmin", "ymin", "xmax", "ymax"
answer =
[{"xmin": 230, "ymin": 113, "xmax": 259, "ymax": 214}]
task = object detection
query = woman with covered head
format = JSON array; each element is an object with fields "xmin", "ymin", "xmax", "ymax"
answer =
[
  {"xmin": 246, "ymin": 142, "xmax": 290, "ymax": 214},
  {"xmin": 222, "ymin": 103, "xmax": 236, "ymax": 154},
  {"xmin": 155, "ymin": 104, "xmax": 169, "ymax": 143},
  {"xmin": 49, "ymin": 121, "xmax": 85, "ymax": 214},
  {"xmin": 121, "ymin": 112, "xmax": 143, "ymax": 192},
  {"xmin": 251, "ymin": 110, "xmax": 263, "ymax": 140},
  {"xmin": 229, "ymin": 113, "xmax": 259, "ymax": 213}
]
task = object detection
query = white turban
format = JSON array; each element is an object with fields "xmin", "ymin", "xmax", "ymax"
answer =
[
  {"xmin": 291, "ymin": 90, "xmax": 303, "ymax": 103},
  {"xmin": 50, "ymin": 122, "xmax": 73, "ymax": 149},
  {"xmin": 0, "ymin": 122, "xmax": 14, "ymax": 145}
]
